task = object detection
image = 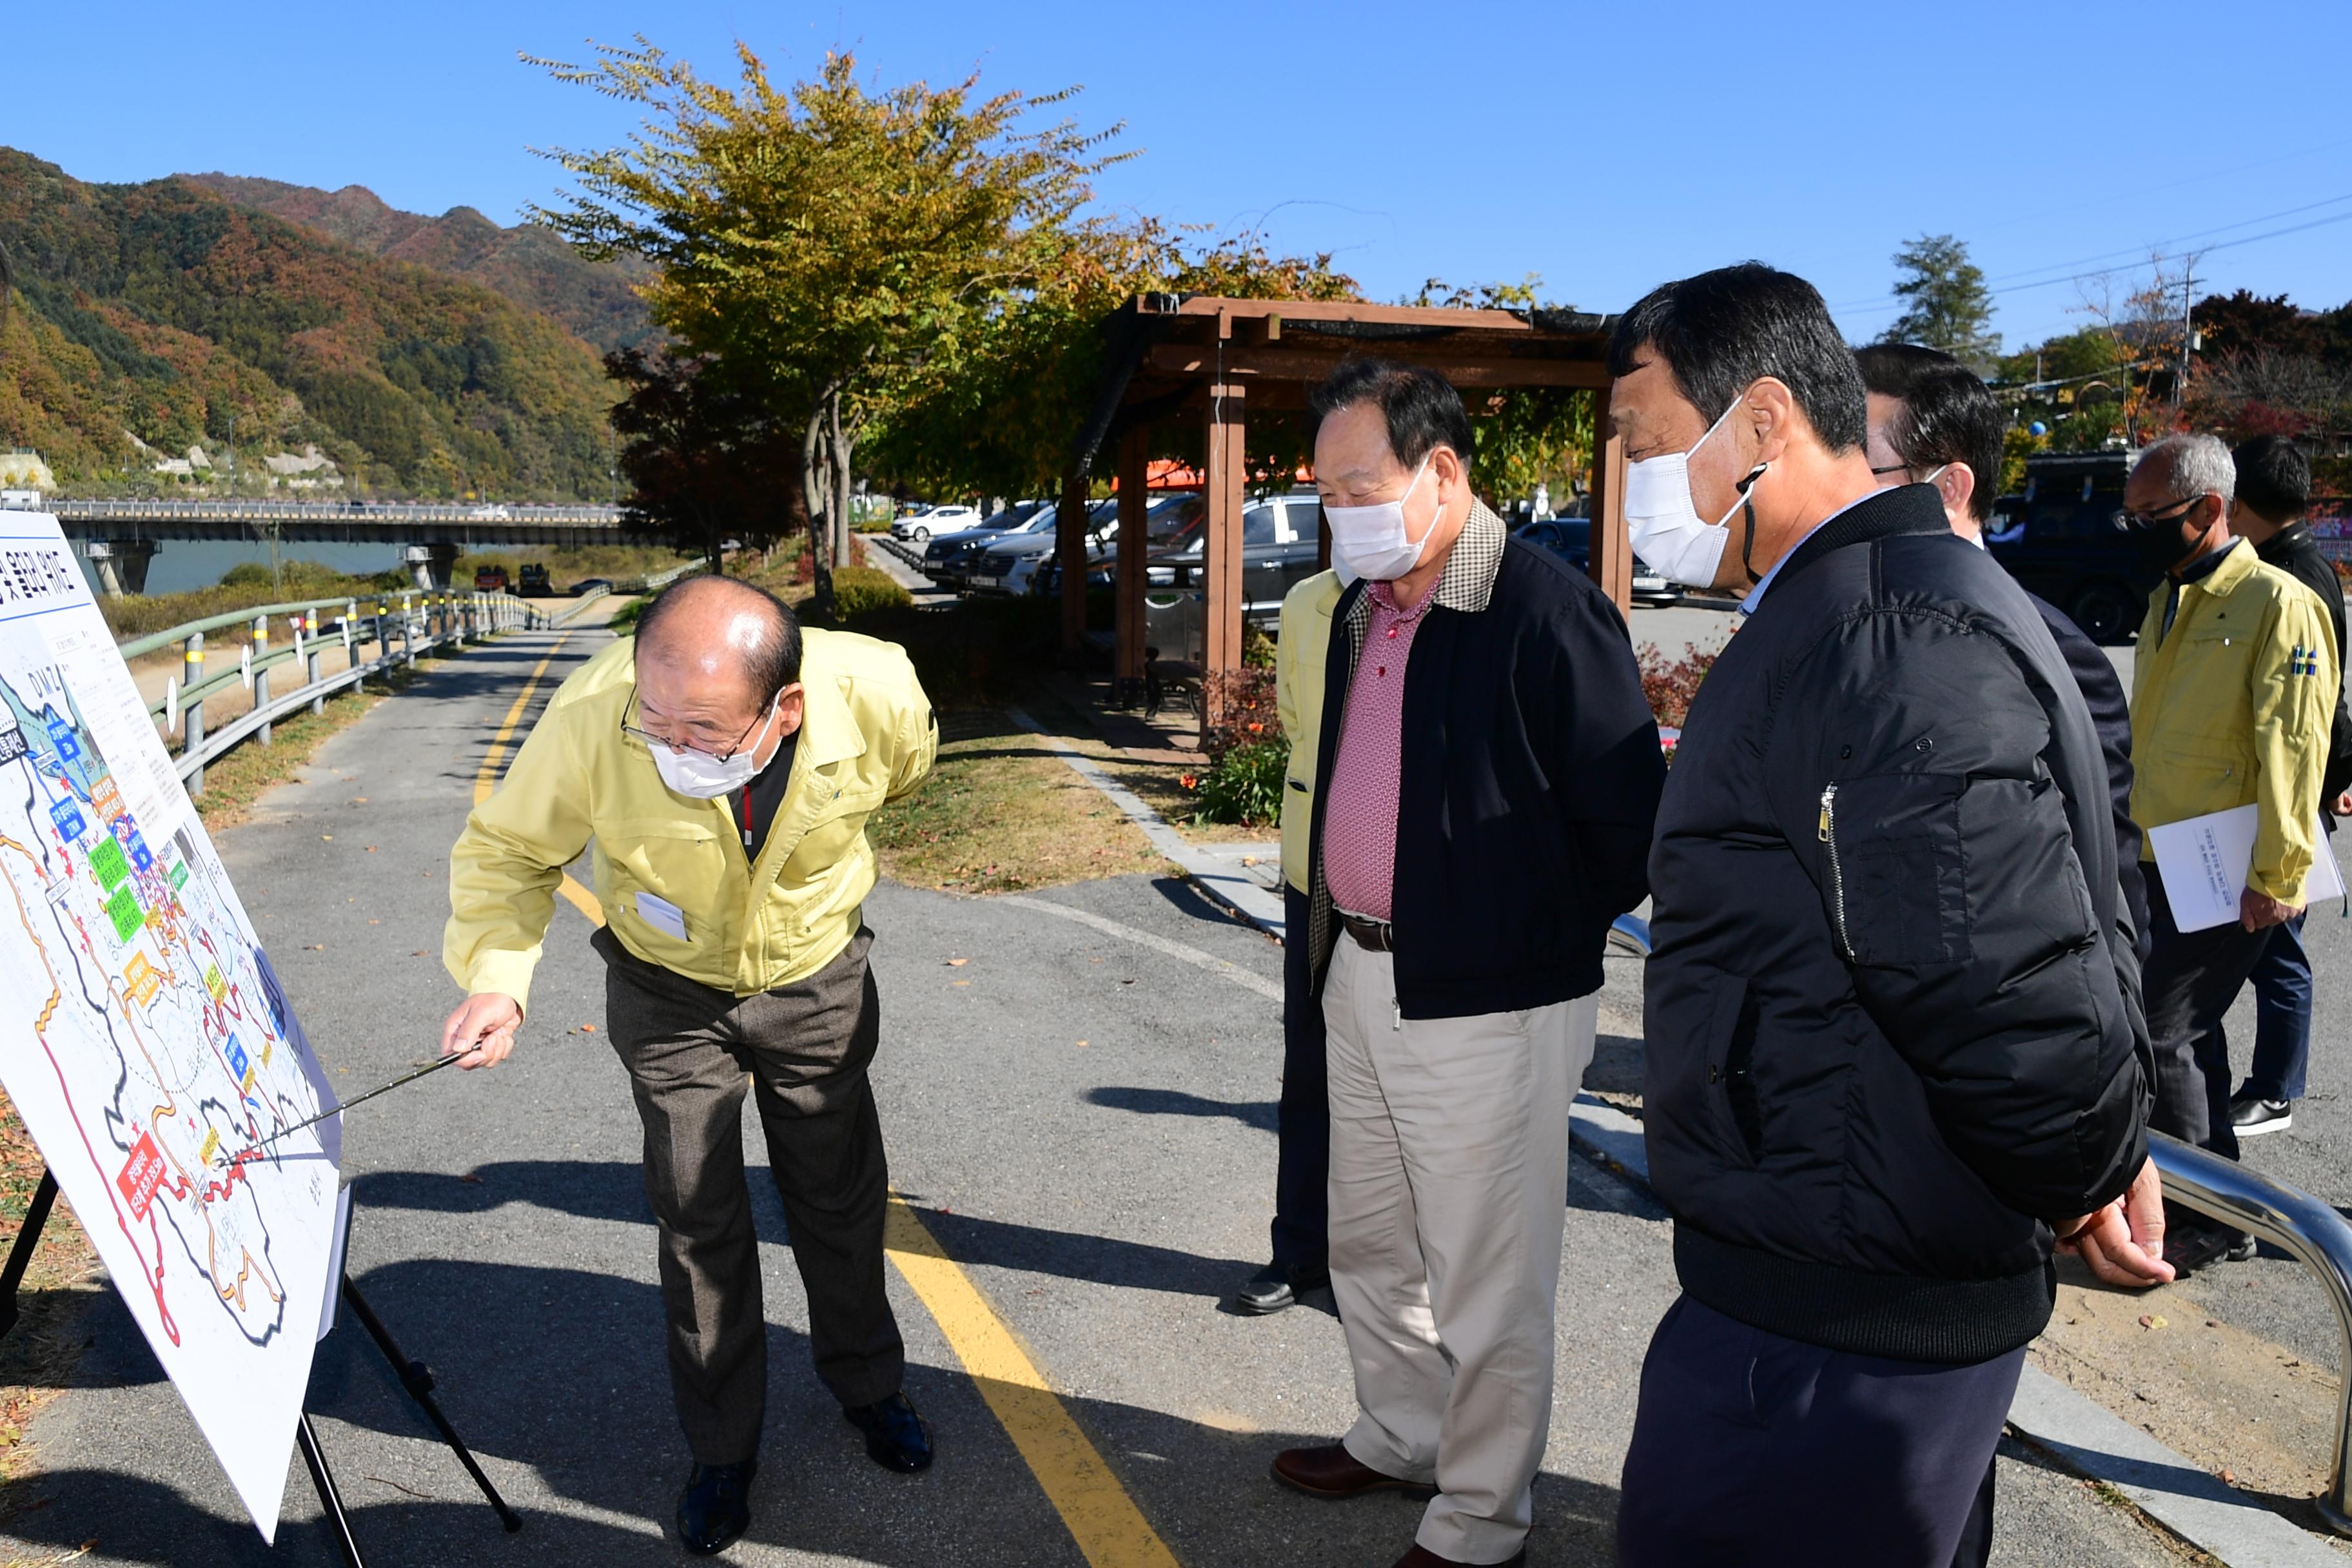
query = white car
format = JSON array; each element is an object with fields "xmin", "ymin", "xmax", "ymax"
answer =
[{"xmin": 894, "ymin": 504, "xmax": 980, "ymax": 542}]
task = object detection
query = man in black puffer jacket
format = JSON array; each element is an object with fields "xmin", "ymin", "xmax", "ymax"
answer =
[{"xmin": 1608, "ymin": 264, "xmax": 2170, "ymax": 1568}]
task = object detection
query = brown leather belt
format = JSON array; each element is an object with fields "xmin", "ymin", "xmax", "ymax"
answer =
[{"xmin": 1338, "ymin": 912, "xmax": 1395, "ymax": 952}]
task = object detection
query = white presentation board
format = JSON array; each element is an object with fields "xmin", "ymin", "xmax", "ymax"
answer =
[{"xmin": 0, "ymin": 513, "xmax": 340, "ymax": 1541}]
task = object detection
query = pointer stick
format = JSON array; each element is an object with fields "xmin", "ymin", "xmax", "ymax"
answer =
[{"xmin": 225, "ymin": 1050, "xmax": 475, "ymax": 1164}]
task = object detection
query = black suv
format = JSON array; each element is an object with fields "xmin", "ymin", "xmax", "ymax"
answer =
[
  {"xmin": 1984, "ymin": 452, "xmax": 2151, "ymax": 644},
  {"xmin": 1514, "ymin": 516, "xmax": 1679, "ymax": 607}
]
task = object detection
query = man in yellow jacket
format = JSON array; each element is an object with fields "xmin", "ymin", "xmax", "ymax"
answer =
[
  {"xmin": 2126, "ymin": 433, "xmax": 2335, "ymax": 1268},
  {"xmin": 440, "ymin": 573, "xmax": 937, "ymax": 1554},
  {"xmin": 1235, "ymin": 566, "xmax": 1344, "ymax": 1315}
]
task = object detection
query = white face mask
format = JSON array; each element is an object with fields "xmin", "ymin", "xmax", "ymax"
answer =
[
  {"xmin": 1623, "ymin": 398, "xmax": 1768, "ymax": 587},
  {"xmin": 647, "ymin": 692, "xmax": 781, "ymax": 799},
  {"xmin": 1323, "ymin": 453, "xmax": 1438, "ymax": 583}
]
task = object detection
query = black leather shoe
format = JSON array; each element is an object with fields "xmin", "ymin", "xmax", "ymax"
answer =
[
  {"xmin": 676, "ymin": 1458, "xmax": 756, "ymax": 1555},
  {"xmin": 1236, "ymin": 1262, "xmax": 1330, "ymax": 1315},
  {"xmin": 845, "ymin": 1392, "xmax": 934, "ymax": 1473},
  {"xmin": 2165, "ymin": 1221, "xmax": 2255, "ymax": 1275},
  {"xmin": 2230, "ymin": 1093, "xmax": 2295, "ymax": 1137}
]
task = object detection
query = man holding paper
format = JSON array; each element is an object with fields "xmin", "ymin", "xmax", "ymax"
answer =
[{"xmin": 2123, "ymin": 433, "xmax": 2336, "ymax": 1265}]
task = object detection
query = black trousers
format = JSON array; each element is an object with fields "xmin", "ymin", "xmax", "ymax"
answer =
[
  {"xmin": 596, "ymin": 925, "xmax": 905, "ymax": 1465},
  {"xmin": 1270, "ymin": 882, "xmax": 1330, "ymax": 1270},
  {"xmin": 2144, "ymin": 864, "xmax": 2273, "ymax": 1161},
  {"xmin": 1618, "ymin": 1295, "xmax": 2021, "ymax": 1568}
]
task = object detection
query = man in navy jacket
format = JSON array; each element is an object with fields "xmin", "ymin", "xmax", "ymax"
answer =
[{"xmin": 1611, "ymin": 266, "xmax": 2168, "ymax": 1568}]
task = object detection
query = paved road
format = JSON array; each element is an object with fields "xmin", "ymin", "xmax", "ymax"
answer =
[{"xmin": 0, "ymin": 624, "xmax": 2234, "ymax": 1564}]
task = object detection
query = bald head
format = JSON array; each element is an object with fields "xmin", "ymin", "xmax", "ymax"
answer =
[
  {"xmin": 634, "ymin": 574, "xmax": 801, "ymax": 700},
  {"xmin": 629, "ymin": 574, "xmax": 807, "ymax": 765}
]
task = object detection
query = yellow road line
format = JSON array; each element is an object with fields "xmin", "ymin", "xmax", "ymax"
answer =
[
  {"xmin": 466, "ymin": 632, "xmax": 604, "ymax": 926},
  {"xmin": 883, "ymin": 1198, "xmax": 1179, "ymax": 1567}
]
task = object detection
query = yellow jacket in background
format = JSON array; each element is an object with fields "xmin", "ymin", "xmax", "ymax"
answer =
[
  {"xmin": 1277, "ymin": 570, "xmax": 1343, "ymax": 895},
  {"xmin": 446, "ymin": 630, "xmax": 937, "ymax": 1014},
  {"xmin": 2130, "ymin": 539, "xmax": 2336, "ymax": 903}
]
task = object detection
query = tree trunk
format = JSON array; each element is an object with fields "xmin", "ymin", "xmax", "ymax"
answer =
[
  {"xmin": 830, "ymin": 391, "xmax": 855, "ymax": 571},
  {"xmin": 802, "ymin": 390, "xmax": 836, "ymax": 620}
]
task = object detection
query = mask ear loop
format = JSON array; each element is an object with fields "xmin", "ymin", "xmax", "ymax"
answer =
[{"xmin": 1734, "ymin": 464, "xmax": 1770, "ymax": 585}]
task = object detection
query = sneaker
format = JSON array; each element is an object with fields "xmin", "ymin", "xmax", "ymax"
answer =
[
  {"xmin": 2164, "ymin": 1221, "xmax": 2255, "ymax": 1275},
  {"xmin": 2229, "ymin": 1093, "xmax": 2293, "ymax": 1137}
]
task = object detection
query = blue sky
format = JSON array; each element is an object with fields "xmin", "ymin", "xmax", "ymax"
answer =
[{"xmin": 10, "ymin": 1, "xmax": 2349, "ymax": 351}]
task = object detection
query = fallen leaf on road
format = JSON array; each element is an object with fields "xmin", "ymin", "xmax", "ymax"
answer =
[
  {"xmin": 2222, "ymin": 1469, "xmax": 2237, "ymax": 1485},
  {"xmin": 456, "ymin": 1173, "xmax": 482, "ymax": 1186},
  {"xmin": 952, "ymin": 980, "xmax": 970, "ymax": 987},
  {"xmin": 2139, "ymin": 1313, "xmax": 2168, "ymax": 1330},
  {"xmin": 366, "ymin": 846, "xmax": 378, "ymax": 852},
  {"xmin": 367, "ymin": 919, "xmax": 380, "ymax": 925},
  {"xmin": 945, "ymin": 957, "xmax": 968, "ymax": 967},
  {"xmin": 412, "ymin": 951, "xmax": 429, "ymax": 957},
  {"xmin": 580, "ymin": 1023, "xmax": 598, "ymax": 1033},
  {"xmin": 305, "ymin": 944, "xmax": 324, "ymax": 951},
  {"xmin": 320, "ymin": 834, "xmax": 333, "ymax": 841},
  {"xmin": 1075, "ymin": 1040, "xmax": 1089, "ymax": 1048}
]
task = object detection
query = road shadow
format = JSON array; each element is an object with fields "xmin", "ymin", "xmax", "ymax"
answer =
[{"xmin": 1083, "ymin": 1085, "xmax": 1278, "ymax": 1132}]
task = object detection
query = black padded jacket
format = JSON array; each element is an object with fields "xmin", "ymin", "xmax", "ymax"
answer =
[{"xmin": 1644, "ymin": 484, "xmax": 2152, "ymax": 1365}]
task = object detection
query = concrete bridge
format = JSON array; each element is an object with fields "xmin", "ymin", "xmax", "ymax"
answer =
[{"xmin": 41, "ymin": 498, "xmax": 649, "ymax": 593}]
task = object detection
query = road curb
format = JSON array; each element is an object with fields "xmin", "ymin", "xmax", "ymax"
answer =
[
  {"xmin": 1567, "ymin": 1099, "xmax": 2342, "ymax": 1567},
  {"xmin": 1005, "ymin": 707, "xmax": 1288, "ymax": 939}
]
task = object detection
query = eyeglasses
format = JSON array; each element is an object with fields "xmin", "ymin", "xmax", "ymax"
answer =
[
  {"xmin": 2112, "ymin": 494, "xmax": 2211, "ymax": 533},
  {"xmin": 620, "ymin": 688, "xmax": 776, "ymax": 761}
]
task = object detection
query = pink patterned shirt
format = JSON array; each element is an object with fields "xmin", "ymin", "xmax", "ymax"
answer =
[{"xmin": 1321, "ymin": 580, "xmax": 1434, "ymax": 921}]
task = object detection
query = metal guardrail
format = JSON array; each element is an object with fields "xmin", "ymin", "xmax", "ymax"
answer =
[
  {"xmin": 2150, "ymin": 1132, "xmax": 2352, "ymax": 1534},
  {"xmin": 550, "ymin": 585, "xmax": 611, "ymax": 625},
  {"xmin": 126, "ymin": 591, "xmax": 543, "ymax": 796}
]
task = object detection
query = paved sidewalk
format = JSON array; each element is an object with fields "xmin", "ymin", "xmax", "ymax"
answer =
[{"xmin": 0, "ymin": 626, "xmax": 2243, "ymax": 1565}]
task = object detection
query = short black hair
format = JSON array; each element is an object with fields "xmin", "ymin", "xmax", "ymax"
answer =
[
  {"xmin": 1606, "ymin": 262, "xmax": 1868, "ymax": 455},
  {"xmin": 1310, "ymin": 360, "xmax": 1476, "ymax": 471},
  {"xmin": 2232, "ymin": 435, "xmax": 2311, "ymax": 524},
  {"xmin": 1854, "ymin": 343, "xmax": 2008, "ymax": 523},
  {"xmin": 634, "ymin": 573, "xmax": 804, "ymax": 699}
]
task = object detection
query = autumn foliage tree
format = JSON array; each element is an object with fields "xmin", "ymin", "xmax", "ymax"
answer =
[{"xmin": 530, "ymin": 39, "xmax": 1130, "ymax": 611}]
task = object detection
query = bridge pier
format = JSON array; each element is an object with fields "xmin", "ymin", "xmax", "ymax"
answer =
[
  {"xmin": 403, "ymin": 542, "xmax": 460, "ymax": 591},
  {"xmin": 81, "ymin": 538, "xmax": 159, "ymax": 598}
]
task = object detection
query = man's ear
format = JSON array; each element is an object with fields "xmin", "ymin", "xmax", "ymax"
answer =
[
  {"xmin": 775, "ymin": 683, "xmax": 808, "ymax": 738},
  {"xmin": 1433, "ymin": 442, "xmax": 1470, "ymax": 502},
  {"xmin": 1943, "ymin": 462, "xmax": 1978, "ymax": 517},
  {"xmin": 1741, "ymin": 378, "xmax": 1799, "ymax": 467}
]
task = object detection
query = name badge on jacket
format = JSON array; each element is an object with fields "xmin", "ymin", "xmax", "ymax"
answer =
[{"xmin": 635, "ymin": 891, "xmax": 689, "ymax": 942}]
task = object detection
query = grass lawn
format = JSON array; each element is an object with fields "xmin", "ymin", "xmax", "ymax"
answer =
[{"xmin": 870, "ymin": 710, "xmax": 1172, "ymax": 894}]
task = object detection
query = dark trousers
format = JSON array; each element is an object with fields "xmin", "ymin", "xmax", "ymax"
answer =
[
  {"xmin": 2244, "ymin": 910, "xmax": 2313, "ymax": 1103},
  {"xmin": 596, "ymin": 925, "xmax": 905, "ymax": 1465},
  {"xmin": 2145, "ymin": 864, "xmax": 2273, "ymax": 1161},
  {"xmin": 1269, "ymin": 882, "xmax": 1330, "ymax": 1270},
  {"xmin": 1617, "ymin": 1295, "xmax": 2021, "ymax": 1568}
]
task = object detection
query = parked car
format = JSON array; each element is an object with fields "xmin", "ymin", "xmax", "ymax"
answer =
[
  {"xmin": 971, "ymin": 502, "xmax": 1120, "ymax": 595},
  {"xmin": 1033, "ymin": 494, "xmax": 1209, "ymax": 597},
  {"xmin": 1983, "ymin": 452, "xmax": 2150, "ymax": 644},
  {"xmin": 1143, "ymin": 495, "xmax": 1326, "ymax": 621},
  {"xmin": 516, "ymin": 563, "xmax": 553, "ymax": 597},
  {"xmin": 473, "ymin": 565, "xmax": 510, "ymax": 592},
  {"xmin": 895, "ymin": 503, "xmax": 981, "ymax": 542},
  {"xmin": 922, "ymin": 504, "xmax": 1045, "ymax": 587},
  {"xmin": 1514, "ymin": 517, "xmax": 1679, "ymax": 607},
  {"xmin": 567, "ymin": 576, "xmax": 614, "ymax": 597}
]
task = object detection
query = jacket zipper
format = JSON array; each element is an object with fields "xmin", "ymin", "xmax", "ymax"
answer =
[{"xmin": 1818, "ymin": 782, "xmax": 1854, "ymax": 961}]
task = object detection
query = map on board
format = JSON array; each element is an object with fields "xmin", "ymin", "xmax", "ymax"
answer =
[{"xmin": 0, "ymin": 513, "xmax": 339, "ymax": 1542}]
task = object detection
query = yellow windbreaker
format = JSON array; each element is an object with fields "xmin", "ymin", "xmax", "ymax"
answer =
[
  {"xmin": 2130, "ymin": 539, "xmax": 2336, "ymax": 903},
  {"xmin": 445, "ymin": 629, "xmax": 937, "ymax": 1014},
  {"xmin": 1276, "ymin": 569, "xmax": 1343, "ymax": 895}
]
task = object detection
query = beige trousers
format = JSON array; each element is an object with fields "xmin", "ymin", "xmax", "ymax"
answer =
[{"xmin": 1323, "ymin": 937, "xmax": 1596, "ymax": 1565}]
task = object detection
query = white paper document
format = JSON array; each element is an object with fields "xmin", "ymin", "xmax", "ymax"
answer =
[{"xmin": 2146, "ymin": 803, "xmax": 2346, "ymax": 932}]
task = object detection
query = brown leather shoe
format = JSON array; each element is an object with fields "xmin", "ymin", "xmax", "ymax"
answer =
[
  {"xmin": 1269, "ymin": 1443, "xmax": 1438, "ymax": 1500},
  {"xmin": 1391, "ymin": 1545, "xmax": 1526, "ymax": 1567}
]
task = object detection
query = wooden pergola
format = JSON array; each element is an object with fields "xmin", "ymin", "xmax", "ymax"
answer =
[{"xmin": 1056, "ymin": 294, "xmax": 1627, "ymax": 726}]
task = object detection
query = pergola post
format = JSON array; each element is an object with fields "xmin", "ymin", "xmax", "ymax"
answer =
[
  {"xmin": 1056, "ymin": 473, "xmax": 1089, "ymax": 655},
  {"xmin": 1588, "ymin": 383, "xmax": 1632, "ymax": 618},
  {"xmin": 1115, "ymin": 427, "xmax": 1150, "ymax": 707},
  {"xmin": 1202, "ymin": 379, "xmax": 1248, "ymax": 732}
]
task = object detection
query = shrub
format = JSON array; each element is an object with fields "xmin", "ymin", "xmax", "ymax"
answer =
[
  {"xmin": 1188, "ymin": 736, "xmax": 1290, "ymax": 827},
  {"xmin": 1637, "ymin": 636, "xmax": 1727, "ymax": 729},
  {"xmin": 606, "ymin": 596, "xmax": 648, "ymax": 633},
  {"xmin": 1198, "ymin": 667, "xmax": 1280, "ymax": 755},
  {"xmin": 830, "ymin": 567, "xmax": 912, "ymax": 620}
]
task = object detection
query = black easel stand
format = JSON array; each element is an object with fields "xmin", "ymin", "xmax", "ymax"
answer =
[{"xmin": 0, "ymin": 1168, "xmax": 522, "ymax": 1567}]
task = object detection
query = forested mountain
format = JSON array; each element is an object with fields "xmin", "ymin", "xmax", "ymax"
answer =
[
  {"xmin": 184, "ymin": 173, "xmax": 654, "ymax": 353},
  {"xmin": 0, "ymin": 149, "xmax": 616, "ymax": 498}
]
